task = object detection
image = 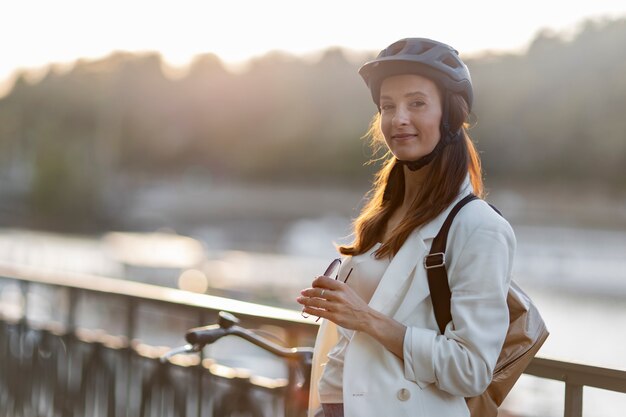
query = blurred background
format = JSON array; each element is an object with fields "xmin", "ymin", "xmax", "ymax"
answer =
[{"xmin": 1, "ymin": 1, "xmax": 625, "ymax": 416}]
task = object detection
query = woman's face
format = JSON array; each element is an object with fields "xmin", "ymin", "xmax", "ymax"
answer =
[{"xmin": 379, "ymin": 74, "xmax": 443, "ymax": 162}]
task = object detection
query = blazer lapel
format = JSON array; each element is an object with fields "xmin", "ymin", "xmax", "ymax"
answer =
[{"xmin": 368, "ymin": 230, "xmax": 427, "ymax": 316}]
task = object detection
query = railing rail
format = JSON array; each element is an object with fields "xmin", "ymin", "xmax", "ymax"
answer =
[
  {"xmin": 525, "ymin": 357, "xmax": 626, "ymax": 417},
  {"xmin": 0, "ymin": 262, "xmax": 314, "ymax": 337},
  {"xmin": 1, "ymin": 264, "xmax": 626, "ymax": 417}
]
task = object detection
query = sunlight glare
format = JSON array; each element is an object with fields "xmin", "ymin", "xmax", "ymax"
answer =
[
  {"xmin": 1, "ymin": 0, "xmax": 625, "ymax": 93},
  {"xmin": 178, "ymin": 269, "xmax": 209, "ymax": 293}
]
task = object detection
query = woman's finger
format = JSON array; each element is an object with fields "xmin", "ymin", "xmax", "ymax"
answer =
[
  {"xmin": 297, "ymin": 294, "xmax": 333, "ymax": 310},
  {"xmin": 312, "ymin": 275, "xmax": 343, "ymax": 290},
  {"xmin": 300, "ymin": 287, "xmax": 334, "ymax": 299},
  {"xmin": 301, "ymin": 306, "xmax": 336, "ymax": 322}
]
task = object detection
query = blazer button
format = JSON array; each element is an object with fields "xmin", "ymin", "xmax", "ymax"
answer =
[{"xmin": 397, "ymin": 388, "xmax": 411, "ymax": 401}]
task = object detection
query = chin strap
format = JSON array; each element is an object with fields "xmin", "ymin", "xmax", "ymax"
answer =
[
  {"xmin": 396, "ymin": 92, "xmax": 461, "ymax": 172},
  {"xmin": 397, "ymin": 128, "xmax": 461, "ymax": 171}
]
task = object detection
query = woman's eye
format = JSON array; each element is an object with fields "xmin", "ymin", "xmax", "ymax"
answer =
[
  {"xmin": 411, "ymin": 100, "xmax": 425, "ymax": 107},
  {"xmin": 380, "ymin": 104, "xmax": 394, "ymax": 111}
]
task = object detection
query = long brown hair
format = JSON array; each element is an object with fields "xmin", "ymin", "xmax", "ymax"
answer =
[{"xmin": 339, "ymin": 92, "xmax": 483, "ymax": 258}]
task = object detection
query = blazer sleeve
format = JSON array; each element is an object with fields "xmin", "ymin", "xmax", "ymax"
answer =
[{"xmin": 402, "ymin": 212, "xmax": 516, "ymax": 396}]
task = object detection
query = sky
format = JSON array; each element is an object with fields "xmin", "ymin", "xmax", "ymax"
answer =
[{"xmin": 2, "ymin": 0, "xmax": 626, "ymax": 96}]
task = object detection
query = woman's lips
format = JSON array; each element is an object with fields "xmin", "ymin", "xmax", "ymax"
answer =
[{"xmin": 392, "ymin": 133, "xmax": 417, "ymax": 141}]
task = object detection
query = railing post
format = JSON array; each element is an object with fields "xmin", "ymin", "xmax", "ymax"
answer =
[
  {"xmin": 196, "ymin": 308, "xmax": 205, "ymax": 417},
  {"xmin": 62, "ymin": 287, "xmax": 79, "ymax": 417},
  {"xmin": 124, "ymin": 298, "xmax": 137, "ymax": 417},
  {"xmin": 66, "ymin": 287, "xmax": 78, "ymax": 331},
  {"xmin": 564, "ymin": 383, "xmax": 583, "ymax": 417}
]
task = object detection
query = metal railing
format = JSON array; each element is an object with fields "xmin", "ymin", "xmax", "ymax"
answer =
[
  {"xmin": 524, "ymin": 357, "xmax": 626, "ymax": 417},
  {"xmin": 1, "ymin": 263, "xmax": 625, "ymax": 417},
  {"xmin": 0, "ymin": 263, "xmax": 317, "ymax": 417}
]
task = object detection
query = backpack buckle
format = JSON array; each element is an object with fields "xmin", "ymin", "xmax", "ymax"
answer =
[{"xmin": 424, "ymin": 252, "xmax": 445, "ymax": 269}]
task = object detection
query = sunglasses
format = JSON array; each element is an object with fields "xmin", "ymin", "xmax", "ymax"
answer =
[{"xmin": 301, "ymin": 258, "xmax": 353, "ymax": 321}]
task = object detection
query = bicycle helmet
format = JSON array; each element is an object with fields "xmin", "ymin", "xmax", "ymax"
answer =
[
  {"xmin": 358, "ymin": 37, "xmax": 473, "ymax": 111},
  {"xmin": 359, "ymin": 38, "xmax": 473, "ymax": 171}
]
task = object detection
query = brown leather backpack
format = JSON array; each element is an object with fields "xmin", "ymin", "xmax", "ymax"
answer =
[{"xmin": 424, "ymin": 194, "xmax": 549, "ymax": 417}]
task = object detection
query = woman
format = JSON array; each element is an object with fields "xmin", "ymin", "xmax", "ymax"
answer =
[{"xmin": 297, "ymin": 38, "xmax": 516, "ymax": 417}]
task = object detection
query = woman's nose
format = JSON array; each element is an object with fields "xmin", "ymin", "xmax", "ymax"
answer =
[{"xmin": 392, "ymin": 106, "xmax": 409, "ymax": 126}]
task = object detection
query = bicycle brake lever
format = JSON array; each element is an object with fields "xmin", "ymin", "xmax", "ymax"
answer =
[{"xmin": 159, "ymin": 343, "xmax": 201, "ymax": 364}]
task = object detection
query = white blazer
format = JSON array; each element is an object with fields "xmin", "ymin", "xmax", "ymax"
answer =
[{"xmin": 308, "ymin": 177, "xmax": 516, "ymax": 417}]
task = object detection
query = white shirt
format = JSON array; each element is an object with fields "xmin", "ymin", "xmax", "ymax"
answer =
[{"xmin": 318, "ymin": 243, "xmax": 391, "ymax": 403}]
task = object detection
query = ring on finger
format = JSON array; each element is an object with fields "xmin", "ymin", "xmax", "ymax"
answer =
[{"xmin": 320, "ymin": 289, "xmax": 326, "ymax": 298}]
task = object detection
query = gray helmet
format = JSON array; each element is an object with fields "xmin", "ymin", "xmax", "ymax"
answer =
[{"xmin": 358, "ymin": 38, "xmax": 473, "ymax": 110}]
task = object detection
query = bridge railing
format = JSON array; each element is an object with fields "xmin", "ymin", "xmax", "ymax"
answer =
[{"xmin": 1, "ymin": 264, "xmax": 625, "ymax": 417}]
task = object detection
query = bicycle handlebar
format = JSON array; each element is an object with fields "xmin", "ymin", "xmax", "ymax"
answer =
[
  {"xmin": 162, "ymin": 311, "xmax": 313, "ymax": 367},
  {"xmin": 186, "ymin": 330, "xmax": 311, "ymax": 362}
]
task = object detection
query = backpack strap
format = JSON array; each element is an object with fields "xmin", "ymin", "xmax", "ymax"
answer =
[{"xmin": 425, "ymin": 193, "xmax": 479, "ymax": 334}]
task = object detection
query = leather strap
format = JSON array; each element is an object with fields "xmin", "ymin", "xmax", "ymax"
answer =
[{"xmin": 426, "ymin": 193, "xmax": 479, "ymax": 334}]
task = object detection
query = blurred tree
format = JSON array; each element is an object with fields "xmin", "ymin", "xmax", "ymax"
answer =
[{"xmin": 1, "ymin": 17, "xmax": 625, "ymax": 231}]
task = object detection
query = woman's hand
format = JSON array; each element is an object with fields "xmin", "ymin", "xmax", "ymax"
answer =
[
  {"xmin": 297, "ymin": 275, "xmax": 372, "ymax": 332},
  {"xmin": 298, "ymin": 275, "xmax": 407, "ymax": 359}
]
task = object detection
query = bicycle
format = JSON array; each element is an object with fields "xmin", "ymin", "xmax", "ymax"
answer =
[{"xmin": 160, "ymin": 311, "xmax": 314, "ymax": 417}]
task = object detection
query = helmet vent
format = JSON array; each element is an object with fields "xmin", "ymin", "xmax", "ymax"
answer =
[
  {"xmin": 411, "ymin": 41, "xmax": 436, "ymax": 55},
  {"xmin": 442, "ymin": 56, "xmax": 460, "ymax": 69},
  {"xmin": 387, "ymin": 40, "xmax": 407, "ymax": 56}
]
